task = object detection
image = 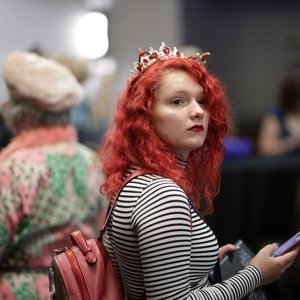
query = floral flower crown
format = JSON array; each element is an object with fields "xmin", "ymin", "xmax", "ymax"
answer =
[{"xmin": 129, "ymin": 42, "xmax": 210, "ymax": 79}]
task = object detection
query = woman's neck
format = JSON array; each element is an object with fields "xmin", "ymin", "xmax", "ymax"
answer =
[{"xmin": 176, "ymin": 157, "xmax": 188, "ymax": 169}]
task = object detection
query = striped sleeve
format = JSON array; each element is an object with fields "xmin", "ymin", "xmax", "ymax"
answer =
[
  {"xmin": 132, "ymin": 178, "xmax": 193, "ymax": 299},
  {"xmin": 192, "ymin": 265, "xmax": 261, "ymax": 300}
]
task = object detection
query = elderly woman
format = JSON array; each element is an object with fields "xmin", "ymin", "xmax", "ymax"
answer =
[{"xmin": 0, "ymin": 51, "xmax": 104, "ymax": 299}]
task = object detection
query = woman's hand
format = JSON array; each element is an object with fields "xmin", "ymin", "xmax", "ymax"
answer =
[
  {"xmin": 219, "ymin": 243, "xmax": 238, "ymax": 260},
  {"xmin": 251, "ymin": 243, "xmax": 299, "ymax": 286}
]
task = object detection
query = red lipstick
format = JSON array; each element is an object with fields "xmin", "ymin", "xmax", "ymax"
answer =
[{"xmin": 188, "ymin": 125, "xmax": 204, "ymax": 132}]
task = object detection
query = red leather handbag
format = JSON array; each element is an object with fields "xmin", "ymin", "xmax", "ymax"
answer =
[{"xmin": 49, "ymin": 169, "xmax": 151, "ymax": 300}]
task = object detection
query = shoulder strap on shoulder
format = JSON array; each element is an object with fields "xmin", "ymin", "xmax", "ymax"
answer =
[{"xmin": 98, "ymin": 169, "xmax": 152, "ymax": 240}]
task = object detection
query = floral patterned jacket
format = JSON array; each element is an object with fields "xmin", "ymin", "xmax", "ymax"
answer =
[{"xmin": 0, "ymin": 126, "xmax": 105, "ymax": 300}]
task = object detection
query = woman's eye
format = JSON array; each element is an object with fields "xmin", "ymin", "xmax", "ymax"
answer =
[
  {"xmin": 171, "ymin": 98, "xmax": 182, "ymax": 105},
  {"xmin": 197, "ymin": 98, "xmax": 206, "ymax": 105}
]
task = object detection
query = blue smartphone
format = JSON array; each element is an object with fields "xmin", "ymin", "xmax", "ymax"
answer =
[{"xmin": 272, "ymin": 231, "xmax": 300, "ymax": 257}]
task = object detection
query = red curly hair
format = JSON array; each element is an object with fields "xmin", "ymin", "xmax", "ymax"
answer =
[{"xmin": 99, "ymin": 57, "xmax": 229, "ymax": 215}]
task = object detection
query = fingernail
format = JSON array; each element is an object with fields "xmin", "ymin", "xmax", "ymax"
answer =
[{"xmin": 274, "ymin": 242, "xmax": 279, "ymax": 247}]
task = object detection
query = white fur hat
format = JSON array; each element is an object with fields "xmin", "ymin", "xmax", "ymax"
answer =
[{"xmin": 3, "ymin": 51, "xmax": 84, "ymax": 112}]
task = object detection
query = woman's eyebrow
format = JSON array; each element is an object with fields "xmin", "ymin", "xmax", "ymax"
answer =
[{"xmin": 167, "ymin": 89, "xmax": 204, "ymax": 96}]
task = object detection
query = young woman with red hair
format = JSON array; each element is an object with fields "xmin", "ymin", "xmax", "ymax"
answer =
[{"xmin": 99, "ymin": 43, "xmax": 298, "ymax": 300}]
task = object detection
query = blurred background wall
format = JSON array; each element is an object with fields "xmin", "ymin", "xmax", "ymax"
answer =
[
  {"xmin": 183, "ymin": 0, "xmax": 300, "ymax": 137},
  {"xmin": 2, "ymin": 0, "xmax": 300, "ymax": 136},
  {"xmin": 0, "ymin": 0, "xmax": 183, "ymax": 121}
]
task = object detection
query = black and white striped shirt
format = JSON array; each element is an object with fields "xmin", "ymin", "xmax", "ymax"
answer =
[{"xmin": 104, "ymin": 170, "xmax": 261, "ymax": 300}]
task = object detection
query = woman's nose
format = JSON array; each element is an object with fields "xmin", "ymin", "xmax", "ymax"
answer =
[{"xmin": 190, "ymin": 100, "xmax": 204, "ymax": 118}]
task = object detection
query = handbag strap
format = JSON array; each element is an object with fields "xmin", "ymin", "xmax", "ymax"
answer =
[{"xmin": 98, "ymin": 168, "xmax": 152, "ymax": 240}]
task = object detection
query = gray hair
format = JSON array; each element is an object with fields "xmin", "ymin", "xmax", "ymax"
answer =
[{"xmin": 2, "ymin": 97, "xmax": 71, "ymax": 134}]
